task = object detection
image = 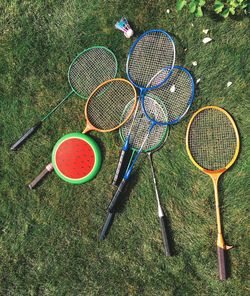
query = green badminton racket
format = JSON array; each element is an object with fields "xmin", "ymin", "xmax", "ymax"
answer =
[{"xmin": 11, "ymin": 46, "xmax": 118, "ymax": 150}]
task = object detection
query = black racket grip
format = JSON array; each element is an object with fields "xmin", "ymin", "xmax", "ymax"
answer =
[
  {"xmin": 159, "ymin": 216, "xmax": 171, "ymax": 256},
  {"xmin": 108, "ymin": 179, "xmax": 127, "ymax": 212},
  {"xmin": 112, "ymin": 149, "xmax": 133, "ymax": 186},
  {"xmin": 29, "ymin": 163, "xmax": 53, "ymax": 189},
  {"xmin": 217, "ymin": 246, "xmax": 227, "ymax": 280},
  {"xmin": 10, "ymin": 121, "xmax": 42, "ymax": 150},
  {"xmin": 99, "ymin": 211, "xmax": 115, "ymax": 240}
]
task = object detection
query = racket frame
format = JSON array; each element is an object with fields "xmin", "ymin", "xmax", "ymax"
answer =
[
  {"xmin": 126, "ymin": 29, "xmax": 176, "ymax": 91},
  {"xmin": 186, "ymin": 105, "xmax": 240, "ymax": 280},
  {"xmin": 141, "ymin": 66, "xmax": 195, "ymax": 126},
  {"xmin": 67, "ymin": 46, "xmax": 118, "ymax": 100},
  {"xmin": 82, "ymin": 78, "xmax": 137, "ymax": 134}
]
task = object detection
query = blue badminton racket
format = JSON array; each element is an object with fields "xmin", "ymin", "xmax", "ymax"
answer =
[{"xmin": 112, "ymin": 29, "xmax": 175, "ymax": 186}]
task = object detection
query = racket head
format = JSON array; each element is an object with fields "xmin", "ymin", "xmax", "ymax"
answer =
[
  {"xmin": 186, "ymin": 106, "xmax": 240, "ymax": 174},
  {"xmin": 68, "ymin": 46, "xmax": 118, "ymax": 99},
  {"xmin": 142, "ymin": 66, "xmax": 195, "ymax": 126},
  {"xmin": 51, "ymin": 133, "xmax": 101, "ymax": 184},
  {"xmin": 126, "ymin": 29, "xmax": 175, "ymax": 91},
  {"xmin": 119, "ymin": 96, "xmax": 169, "ymax": 153},
  {"xmin": 83, "ymin": 78, "xmax": 137, "ymax": 133}
]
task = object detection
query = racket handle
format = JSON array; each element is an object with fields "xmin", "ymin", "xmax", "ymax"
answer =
[
  {"xmin": 159, "ymin": 216, "xmax": 171, "ymax": 256},
  {"xmin": 217, "ymin": 246, "xmax": 227, "ymax": 280},
  {"xmin": 99, "ymin": 211, "xmax": 115, "ymax": 240},
  {"xmin": 10, "ymin": 121, "xmax": 42, "ymax": 150},
  {"xmin": 108, "ymin": 179, "xmax": 127, "ymax": 212},
  {"xmin": 29, "ymin": 163, "xmax": 54, "ymax": 189},
  {"xmin": 112, "ymin": 149, "xmax": 133, "ymax": 186}
]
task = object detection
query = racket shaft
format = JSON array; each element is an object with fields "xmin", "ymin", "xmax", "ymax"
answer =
[
  {"xmin": 159, "ymin": 215, "xmax": 171, "ymax": 256},
  {"xmin": 10, "ymin": 121, "xmax": 42, "ymax": 150},
  {"xmin": 112, "ymin": 148, "xmax": 133, "ymax": 186},
  {"xmin": 29, "ymin": 163, "xmax": 53, "ymax": 189},
  {"xmin": 217, "ymin": 246, "xmax": 227, "ymax": 280},
  {"xmin": 108, "ymin": 179, "xmax": 127, "ymax": 212},
  {"xmin": 99, "ymin": 211, "xmax": 115, "ymax": 240}
]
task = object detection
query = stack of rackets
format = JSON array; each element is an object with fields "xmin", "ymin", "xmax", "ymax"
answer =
[
  {"xmin": 99, "ymin": 29, "xmax": 194, "ymax": 246},
  {"xmin": 10, "ymin": 30, "xmax": 240, "ymax": 281}
]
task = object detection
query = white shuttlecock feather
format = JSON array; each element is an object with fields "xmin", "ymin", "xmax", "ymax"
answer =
[{"xmin": 115, "ymin": 17, "xmax": 134, "ymax": 38}]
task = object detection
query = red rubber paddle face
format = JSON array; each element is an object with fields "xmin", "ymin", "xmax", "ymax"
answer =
[
  {"xmin": 55, "ymin": 138, "xmax": 95, "ymax": 179},
  {"xmin": 52, "ymin": 133, "xmax": 101, "ymax": 184}
]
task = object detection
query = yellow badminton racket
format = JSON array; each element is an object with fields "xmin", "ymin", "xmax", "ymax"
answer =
[{"xmin": 186, "ymin": 105, "xmax": 240, "ymax": 280}]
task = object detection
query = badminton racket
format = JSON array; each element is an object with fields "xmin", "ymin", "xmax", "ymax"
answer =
[
  {"xmin": 108, "ymin": 66, "xmax": 195, "ymax": 213},
  {"xmin": 148, "ymin": 140, "xmax": 171, "ymax": 256},
  {"xmin": 186, "ymin": 106, "xmax": 240, "ymax": 280},
  {"xmin": 112, "ymin": 29, "xmax": 175, "ymax": 186},
  {"xmin": 116, "ymin": 97, "xmax": 172, "ymax": 256},
  {"xmin": 11, "ymin": 46, "xmax": 118, "ymax": 150},
  {"xmin": 100, "ymin": 96, "xmax": 168, "ymax": 241},
  {"xmin": 29, "ymin": 78, "xmax": 137, "ymax": 188}
]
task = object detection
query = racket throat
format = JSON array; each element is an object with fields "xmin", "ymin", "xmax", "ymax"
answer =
[
  {"xmin": 123, "ymin": 135, "xmax": 130, "ymax": 151},
  {"xmin": 42, "ymin": 90, "xmax": 74, "ymax": 121},
  {"xmin": 158, "ymin": 205, "xmax": 164, "ymax": 218},
  {"xmin": 211, "ymin": 174, "xmax": 233, "ymax": 251},
  {"xmin": 217, "ymin": 233, "xmax": 233, "ymax": 251}
]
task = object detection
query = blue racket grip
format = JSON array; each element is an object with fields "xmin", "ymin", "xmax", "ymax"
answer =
[
  {"xmin": 10, "ymin": 121, "xmax": 42, "ymax": 150},
  {"xmin": 99, "ymin": 211, "xmax": 115, "ymax": 240},
  {"xmin": 108, "ymin": 179, "xmax": 127, "ymax": 213},
  {"xmin": 112, "ymin": 149, "xmax": 133, "ymax": 186}
]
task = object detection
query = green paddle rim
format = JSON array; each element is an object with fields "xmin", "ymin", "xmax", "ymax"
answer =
[
  {"xmin": 52, "ymin": 133, "xmax": 102, "ymax": 184},
  {"xmin": 120, "ymin": 95, "xmax": 169, "ymax": 153},
  {"xmin": 67, "ymin": 46, "xmax": 118, "ymax": 99}
]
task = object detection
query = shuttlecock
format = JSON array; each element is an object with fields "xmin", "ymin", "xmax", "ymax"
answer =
[
  {"xmin": 192, "ymin": 61, "xmax": 198, "ymax": 66},
  {"xmin": 203, "ymin": 37, "xmax": 212, "ymax": 44},
  {"xmin": 227, "ymin": 81, "xmax": 232, "ymax": 87},
  {"xmin": 115, "ymin": 17, "xmax": 134, "ymax": 38},
  {"xmin": 167, "ymin": 9, "xmax": 170, "ymax": 14},
  {"xmin": 202, "ymin": 29, "xmax": 209, "ymax": 34},
  {"xmin": 196, "ymin": 78, "xmax": 201, "ymax": 84}
]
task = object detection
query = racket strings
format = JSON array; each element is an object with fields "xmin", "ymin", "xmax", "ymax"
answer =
[
  {"xmin": 128, "ymin": 31, "xmax": 175, "ymax": 88},
  {"xmin": 146, "ymin": 67, "xmax": 194, "ymax": 123},
  {"xmin": 69, "ymin": 48, "xmax": 117, "ymax": 97},
  {"xmin": 121, "ymin": 97, "xmax": 167, "ymax": 151},
  {"xmin": 86, "ymin": 80, "xmax": 137, "ymax": 131},
  {"xmin": 188, "ymin": 109, "xmax": 237, "ymax": 170}
]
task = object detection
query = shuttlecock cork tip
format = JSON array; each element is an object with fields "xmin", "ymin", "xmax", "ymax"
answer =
[{"xmin": 124, "ymin": 28, "xmax": 134, "ymax": 38}]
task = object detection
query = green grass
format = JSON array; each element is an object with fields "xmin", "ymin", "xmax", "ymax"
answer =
[{"xmin": 0, "ymin": 1, "xmax": 249, "ymax": 295}]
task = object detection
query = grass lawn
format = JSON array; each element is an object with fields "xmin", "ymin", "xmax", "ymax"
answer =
[{"xmin": 0, "ymin": 0, "xmax": 249, "ymax": 295}]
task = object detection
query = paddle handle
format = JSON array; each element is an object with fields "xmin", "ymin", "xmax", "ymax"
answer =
[
  {"xmin": 99, "ymin": 211, "xmax": 115, "ymax": 240},
  {"xmin": 108, "ymin": 179, "xmax": 127, "ymax": 212},
  {"xmin": 29, "ymin": 163, "xmax": 53, "ymax": 189},
  {"xmin": 11, "ymin": 121, "xmax": 42, "ymax": 150},
  {"xmin": 112, "ymin": 149, "xmax": 133, "ymax": 186},
  {"xmin": 217, "ymin": 246, "xmax": 227, "ymax": 280}
]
